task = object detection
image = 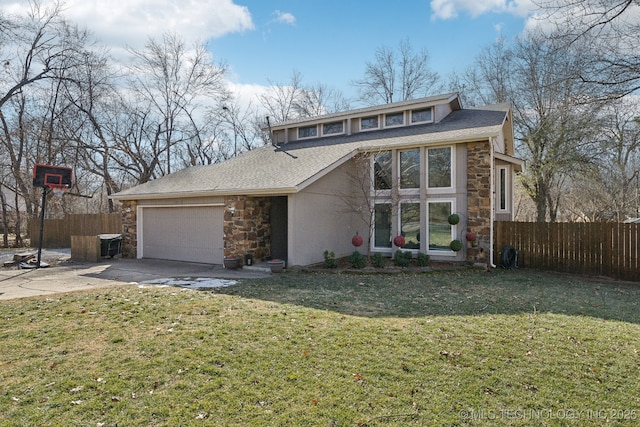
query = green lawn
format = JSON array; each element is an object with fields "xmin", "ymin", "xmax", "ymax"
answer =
[{"xmin": 1, "ymin": 268, "xmax": 639, "ymax": 426}]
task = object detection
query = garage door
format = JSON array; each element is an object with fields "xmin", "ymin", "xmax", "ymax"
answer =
[{"xmin": 141, "ymin": 206, "xmax": 224, "ymax": 264}]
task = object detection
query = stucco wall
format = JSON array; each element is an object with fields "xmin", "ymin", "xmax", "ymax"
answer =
[{"xmin": 288, "ymin": 159, "xmax": 366, "ymax": 266}]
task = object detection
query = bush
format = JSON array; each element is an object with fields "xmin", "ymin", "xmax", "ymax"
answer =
[
  {"xmin": 450, "ymin": 239, "xmax": 463, "ymax": 252},
  {"xmin": 393, "ymin": 250, "xmax": 412, "ymax": 267},
  {"xmin": 348, "ymin": 250, "xmax": 367, "ymax": 269},
  {"xmin": 371, "ymin": 252, "xmax": 387, "ymax": 268},
  {"xmin": 417, "ymin": 252, "xmax": 430, "ymax": 267},
  {"xmin": 323, "ymin": 250, "xmax": 338, "ymax": 268}
]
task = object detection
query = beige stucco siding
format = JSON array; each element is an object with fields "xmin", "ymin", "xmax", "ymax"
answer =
[{"xmin": 288, "ymin": 160, "xmax": 366, "ymax": 266}]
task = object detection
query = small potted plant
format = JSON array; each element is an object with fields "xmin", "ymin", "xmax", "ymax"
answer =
[
  {"xmin": 448, "ymin": 213, "xmax": 460, "ymax": 225},
  {"xmin": 268, "ymin": 258, "xmax": 285, "ymax": 273},
  {"xmin": 449, "ymin": 239, "xmax": 463, "ymax": 252}
]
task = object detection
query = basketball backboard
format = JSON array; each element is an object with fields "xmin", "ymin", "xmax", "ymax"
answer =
[{"xmin": 32, "ymin": 164, "xmax": 73, "ymax": 189}]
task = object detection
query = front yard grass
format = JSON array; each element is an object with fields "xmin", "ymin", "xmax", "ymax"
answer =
[{"xmin": 0, "ymin": 268, "xmax": 638, "ymax": 426}]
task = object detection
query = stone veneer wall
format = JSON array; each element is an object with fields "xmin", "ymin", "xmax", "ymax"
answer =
[
  {"xmin": 224, "ymin": 196, "xmax": 271, "ymax": 262},
  {"xmin": 120, "ymin": 200, "xmax": 137, "ymax": 258},
  {"xmin": 466, "ymin": 141, "xmax": 492, "ymax": 263}
]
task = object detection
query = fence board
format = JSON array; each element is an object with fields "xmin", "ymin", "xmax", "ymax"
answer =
[
  {"xmin": 494, "ymin": 221, "xmax": 640, "ymax": 282},
  {"xmin": 29, "ymin": 214, "xmax": 122, "ymax": 248}
]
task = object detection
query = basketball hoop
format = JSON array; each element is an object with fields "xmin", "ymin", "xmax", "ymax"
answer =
[{"xmin": 48, "ymin": 184, "xmax": 68, "ymax": 198}]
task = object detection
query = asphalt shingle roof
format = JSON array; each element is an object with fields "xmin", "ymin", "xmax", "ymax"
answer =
[{"xmin": 111, "ymin": 107, "xmax": 508, "ymax": 200}]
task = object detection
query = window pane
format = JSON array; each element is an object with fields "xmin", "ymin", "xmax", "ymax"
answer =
[
  {"xmin": 399, "ymin": 149, "xmax": 420, "ymax": 189},
  {"xmin": 374, "ymin": 204, "xmax": 392, "ymax": 248},
  {"xmin": 411, "ymin": 108, "xmax": 432, "ymax": 123},
  {"xmin": 428, "ymin": 147, "xmax": 452, "ymax": 188},
  {"xmin": 323, "ymin": 121, "xmax": 343, "ymax": 135},
  {"xmin": 373, "ymin": 151, "xmax": 392, "ymax": 190},
  {"xmin": 428, "ymin": 202, "xmax": 452, "ymax": 251},
  {"xmin": 385, "ymin": 112, "xmax": 404, "ymax": 127},
  {"xmin": 298, "ymin": 125, "xmax": 317, "ymax": 138},
  {"xmin": 361, "ymin": 116, "xmax": 379, "ymax": 130},
  {"xmin": 500, "ymin": 168, "xmax": 507, "ymax": 210},
  {"xmin": 401, "ymin": 202, "xmax": 420, "ymax": 249}
]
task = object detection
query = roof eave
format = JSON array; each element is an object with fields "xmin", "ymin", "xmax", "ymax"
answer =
[{"xmin": 109, "ymin": 187, "xmax": 299, "ymax": 201}]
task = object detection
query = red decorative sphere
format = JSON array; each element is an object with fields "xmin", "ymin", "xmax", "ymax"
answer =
[
  {"xmin": 466, "ymin": 232, "xmax": 476, "ymax": 242},
  {"xmin": 393, "ymin": 235, "xmax": 406, "ymax": 247},
  {"xmin": 352, "ymin": 233, "xmax": 363, "ymax": 247}
]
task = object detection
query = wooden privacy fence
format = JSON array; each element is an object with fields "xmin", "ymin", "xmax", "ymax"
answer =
[
  {"xmin": 29, "ymin": 213, "xmax": 122, "ymax": 248},
  {"xmin": 494, "ymin": 221, "xmax": 639, "ymax": 282}
]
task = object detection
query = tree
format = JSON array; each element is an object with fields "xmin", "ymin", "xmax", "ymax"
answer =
[
  {"xmin": 352, "ymin": 38, "xmax": 440, "ymax": 105},
  {"xmin": 452, "ymin": 31, "xmax": 609, "ymax": 221},
  {"xmin": 536, "ymin": 0, "xmax": 640, "ymax": 97},
  {"xmin": 128, "ymin": 32, "xmax": 229, "ymax": 175}
]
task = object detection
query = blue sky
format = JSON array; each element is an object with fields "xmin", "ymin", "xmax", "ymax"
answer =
[
  {"xmin": 2, "ymin": 0, "xmax": 538, "ymax": 103},
  {"xmin": 210, "ymin": 0, "xmax": 533, "ymax": 99}
]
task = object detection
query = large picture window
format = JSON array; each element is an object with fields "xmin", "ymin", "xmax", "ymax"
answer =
[
  {"xmin": 427, "ymin": 201, "xmax": 454, "ymax": 252},
  {"xmin": 373, "ymin": 151, "xmax": 392, "ymax": 191},
  {"xmin": 427, "ymin": 147, "xmax": 452, "ymax": 188},
  {"xmin": 374, "ymin": 203, "xmax": 392, "ymax": 248},
  {"xmin": 400, "ymin": 202, "xmax": 420, "ymax": 249},
  {"xmin": 399, "ymin": 149, "xmax": 420, "ymax": 189}
]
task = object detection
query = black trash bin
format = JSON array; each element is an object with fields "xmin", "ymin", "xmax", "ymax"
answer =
[{"xmin": 99, "ymin": 234, "xmax": 122, "ymax": 258}]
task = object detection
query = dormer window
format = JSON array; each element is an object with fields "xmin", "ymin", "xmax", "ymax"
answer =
[
  {"xmin": 298, "ymin": 125, "xmax": 317, "ymax": 139},
  {"xmin": 384, "ymin": 112, "xmax": 404, "ymax": 127},
  {"xmin": 322, "ymin": 121, "xmax": 344, "ymax": 136},
  {"xmin": 361, "ymin": 116, "xmax": 379, "ymax": 131},
  {"xmin": 411, "ymin": 108, "xmax": 432, "ymax": 124}
]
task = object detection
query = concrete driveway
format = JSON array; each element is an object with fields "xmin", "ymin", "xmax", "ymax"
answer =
[{"xmin": 0, "ymin": 255, "xmax": 271, "ymax": 301}]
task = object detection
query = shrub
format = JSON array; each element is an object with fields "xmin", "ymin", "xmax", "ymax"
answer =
[
  {"xmin": 417, "ymin": 252, "xmax": 430, "ymax": 267},
  {"xmin": 371, "ymin": 252, "xmax": 387, "ymax": 268},
  {"xmin": 348, "ymin": 250, "xmax": 367, "ymax": 269},
  {"xmin": 449, "ymin": 239, "xmax": 463, "ymax": 252},
  {"xmin": 393, "ymin": 250, "xmax": 412, "ymax": 267},
  {"xmin": 323, "ymin": 250, "xmax": 338, "ymax": 268}
]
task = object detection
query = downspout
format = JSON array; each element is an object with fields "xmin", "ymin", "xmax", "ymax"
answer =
[{"xmin": 489, "ymin": 137, "xmax": 496, "ymax": 268}]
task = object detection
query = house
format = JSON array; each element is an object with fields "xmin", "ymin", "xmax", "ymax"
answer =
[{"xmin": 110, "ymin": 93, "xmax": 523, "ymax": 267}]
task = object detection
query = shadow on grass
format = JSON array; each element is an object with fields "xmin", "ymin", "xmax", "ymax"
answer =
[{"xmin": 214, "ymin": 268, "xmax": 640, "ymax": 323}]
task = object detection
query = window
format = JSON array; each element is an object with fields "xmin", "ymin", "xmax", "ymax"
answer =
[
  {"xmin": 400, "ymin": 202, "xmax": 420, "ymax": 249},
  {"xmin": 427, "ymin": 201, "xmax": 455, "ymax": 252},
  {"xmin": 411, "ymin": 108, "xmax": 432, "ymax": 123},
  {"xmin": 323, "ymin": 121, "xmax": 343, "ymax": 135},
  {"xmin": 374, "ymin": 203, "xmax": 392, "ymax": 248},
  {"xmin": 498, "ymin": 166, "xmax": 510, "ymax": 212},
  {"xmin": 298, "ymin": 125, "xmax": 317, "ymax": 139},
  {"xmin": 427, "ymin": 147, "xmax": 452, "ymax": 188},
  {"xmin": 361, "ymin": 116, "xmax": 379, "ymax": 130},
  {"xmin": 373, "ymin": 151, "xmax": 392, "ymax": 191},
  {"xmin": 399, "ymin": 149, "xmax": 420, "ymax": 189},
  {"xmin": 385, "ymin": 112, "xmax": 404, "ymax": 127}
]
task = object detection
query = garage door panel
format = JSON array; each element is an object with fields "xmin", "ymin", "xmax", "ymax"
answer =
[{"xmin": 142, "ymin": 207, "xmax": 224, "ymax": 264}]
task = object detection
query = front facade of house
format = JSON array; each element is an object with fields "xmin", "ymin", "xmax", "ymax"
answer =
[{"xmin": 112, "ymin": 93, "xmax": 522, "ymax": 267}]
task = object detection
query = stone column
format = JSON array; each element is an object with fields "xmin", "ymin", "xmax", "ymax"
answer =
[
  {"xmin": 224, "ymin": 196, "xmax": 271, "ymax": 263},
  {"xmin": 120, "ymin": 200, "xmax": 137, "ymax": 258},
  {"xmin": 466, "ymin": 141, "xmax": 491, "ymax": 263}
]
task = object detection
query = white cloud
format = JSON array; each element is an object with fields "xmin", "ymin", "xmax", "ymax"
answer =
[
  {"xmin": 1, "ymin": 0, "xmax": 254, "ymax": 51},
  {"xmin": 430, "ymin": 0, "xmax": 535, "ymax": 20},
  {"xmin": 272, "ymin": 10, "xmax": 296, "ymax": 25}
]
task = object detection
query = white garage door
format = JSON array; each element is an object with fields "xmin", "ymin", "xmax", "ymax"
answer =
[{"xmin": 141, "ymin": 206, "xmax": 224, "ymax": 264}]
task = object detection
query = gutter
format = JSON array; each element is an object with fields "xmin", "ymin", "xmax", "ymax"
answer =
[{"xmin": 489, "ymin": 137, "xmax": 497, "ymax": 268}]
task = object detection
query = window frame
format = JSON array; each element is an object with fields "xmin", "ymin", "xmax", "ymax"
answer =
[
  {"xmin": 384, "ymin": 112, "xmax": 405, "ymax": 128},
  {"xmin": 426, "ymin": 146, "xmax": 454, "ymax": 192},
  {"xmin": 360, "ymin": 115, "xmax": 380, "ymax": 131},
  {"xmin": 497, "ymin": 166, "xmax": 511, "ymax": 213},
  {"xmin": 298, "ymin": 125, "xmax": 318, "ymax": 139},
  {"xmin": 426, "ymin": 199, "xmax": 457, "ymax": 256},
  {"xmin": 398, "ymin": 148, "xmax": 421, "ymax": 192},
  {"xmin": 372, "ymin": 201, "xmax": 393, "ymax": 251},
  {"xmin": 322, "ymin": 120, "xmax": 345, "ymax": 136},
  {"xmin": 398, "ymin": 200, "xmax": 421, "ymax": 252},
  {"xmin": 371, "ymin": 151, "xmax": 393, "ymax": 195},
  {"xmin": 410, "ymin": 107, "xmax": 433, "ymax": 124}
]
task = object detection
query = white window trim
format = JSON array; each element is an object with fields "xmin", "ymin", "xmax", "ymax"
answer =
[
  {"xmin": 410, "ymin": 107, "xmax": 434, "ymax": 125},
  {"xmin": 398, "ymin": 199, "xmax": 421, "ymax": 253},
  {"xmin": 370, "ymin": 152, "xmax": 393, "ymax": 197},
  {"xmin": 383, "ymin": 112, "xmax": 405, "ymax": 128},
  {"xmin": 398, "ymin": 148, "xmax": 421, "ymax": 194},
  {"xmin": 426, "ymin": 198, "xmax": 458, "ymax": 256},
  {"xmin": 497, "ymin": 166, "xmax": 511, "ymax": 213},
  {"xmin": 360, "ymin": 115, "xmax": 380, "ymax": 132},
  {"xmin": 426, "ymin": 145, "xmax": 455, "ymax": 193},
  {"xmin": 372, "ymin": 200, "xmax": 393, "ymax": 252},
  {"xmin": 297, "ymin": 125, "xmax": 318, "ymax": 140},
  {"xmin": 321, "ymin": 120, "xmax": 345, "ymax": 137}
]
